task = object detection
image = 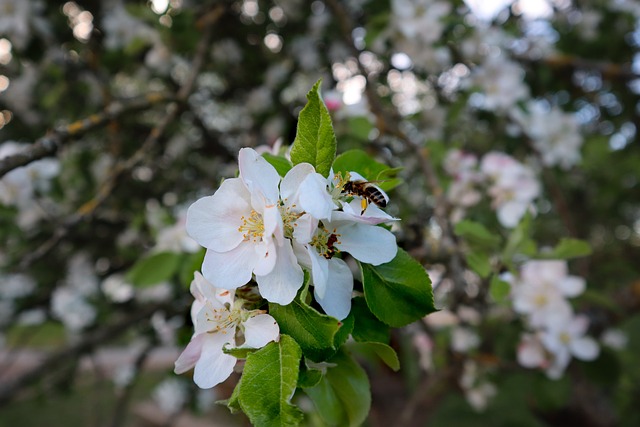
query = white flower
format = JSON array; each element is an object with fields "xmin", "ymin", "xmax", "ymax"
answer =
[
  {"xmin": 0, "ymin": 0, "xmax": 32, "ymax": 50},
  {"xmin": 187, "ymin": 148, "xmax": 303, "ymax": 305},
  {"xmin": 600, "ymin": 328, "xmax": 628, "ymax": 350},
  {"xmin": 511, "ymin": 260, "xmax": 584, "ymax": 328},
  {"xmin": 480, "ymin": 152, "xmax": 540, "ymax": 228},
  {"xmin": 154, "ymin": 209, "xmax": 200, "ymax": 254},
  {"xmin": 540, "ymin": 314, "xmax": 599, "ymax": 379},
  {"xmin": 174, "ymin": 272, "xmax": 280, "ymax": 389},
  {"xmin": 51, "ymin": 287, "xmax": 96, "ymax": 332},
  {"xmin": 451, "ymin": 326, "xmax": 480, "ymax": 353},
  {"xmin": 0, "ymin": 273, "xmax": 36, "ymax": 299},
  {"xmin": 513, "ymin": 101, "xmax": 583, "ymax": 169},
  {"xmin": 472, "ymin": 56, "xmax": 529, "ymax": 111}
]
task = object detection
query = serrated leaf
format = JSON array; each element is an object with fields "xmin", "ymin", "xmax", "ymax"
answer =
[
  {"xmin": 305, "ymin": 350, "xmax": 371, "ymax": 427},
  {"xmin": 290, "ymin": 80, "xmax": 337, "ymax": 177},
  {"xmin": 489, "ymin": 276, "xmax": 510, "ymax": 303},
  {"xmin": 353, "ymin": 342, "xmax": 400, "ymax": 371},
  {"xmin": 454, "ymin": 220, "xmax": 501, "ymax": 249},
  {"xmin": 349, "ymin": 297, "xmax": 390, "ymax": 344},
  {"xmin": 331, "ymin": 149, "xmax": 402, "ymax": 192},
  {"xmin": 466, "ymin": 249, "xmax": 492, "ymax": 278},
  {"xmin": 269, "ymin": 289, "xmax": 342, "ymax": 362},
  {"xmin": 125, "ymin": 252, "xmax": 181, "ymax": 287},
  {"xmin": 238, "ymin": 335, "xmax": 304, "ymax": 427},
  {"xmin": 539, "ymin": 238, "xmax": 592, "ymax": 260},
  {"xmin": 360, "ymin": 248, "xmax": 436, "ymax": 327},
  {"xmin": 262, "ymin": 153, "xmax": 293, "ymax": 177}
]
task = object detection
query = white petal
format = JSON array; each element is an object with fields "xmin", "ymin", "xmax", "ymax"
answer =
[
  {"xmin": 174, "ymin": 333, "xmax": 204, "ymax": 374},
  {"xmin": 558, "ymin": 276, "xmax": 585, "ymax": 297},
  {"xmin": 292, "ymin": 213, "xmax": 317, "ymax": 244},
  {"xmin": 252, "ymin": 239, "xmax": 277, "ymax": 276},
  {"xmin": 239, "ymin": 148, "xmax": 280, "ymax": 203},
  {"xmin": 186, "ymin": 178, "xmax": 249, "ymax": 252},
  {"xmin": 570, "ymin": 337, "xmax": 599, "ymax": 361},
  {"xmin": 307, "ymin": 246, "xmax": 329, "ymax": 298},
  {"xmin": 193, "ymin": 332, "xmax": 237, "ymax": 389},
  {"xmin": 256, "ymin": 241, "xmax": 304, "ymax": 304},
  {"xmin": 314, "ymin": 258, "xmax": 353, "ymax": 320},
  {"xmin": 335, "ymin": 223, "xmax": 397, "ymax": 265},
  {"xmin": 241, "ymin": 314, "xmax": 280, "ymax": 348},
  {"xmin": 201, "ymin": 245, "xmax": 258, "ymax": 289},
  {"xmin": 332, "ymin": 200, "xmax": 398, "ymax": 225},
  {"xmin": 497, "ymin": 201, "xmax": 528, "ymax": 228},
  {"xmin": 281, "ymin": 163, "xmax": 315, "ymax": 201},
  {"xmin": 298, "ymin": 173, "xmax": 335, "ymax": 220}
]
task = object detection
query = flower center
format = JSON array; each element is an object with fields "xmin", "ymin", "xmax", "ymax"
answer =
[
  {"xmin": 310, "ymin": 226, "xmax": 341, "ymax": 259},
  {"xmin": 238, "ymin": 210, "xmax": 264, "ymax": 242},
  {"xmin": 279, "ymin": 200, "xmax": 303, "ymax": 239},
  {"xmin": 559, "ymin": 332, "xmax": 571, "ymax": 345},
  {"xmin": 533, "ymin": 293, "xmax": 548, "ymax": 307},
  {"xmin": 204, "ymin": 303, "xmax": 242, "ymax": 334}
]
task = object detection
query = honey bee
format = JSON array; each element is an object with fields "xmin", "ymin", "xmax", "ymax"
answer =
[{"xmin": 340, "ymin": 172, "xmax": 389, "ymax": 214}]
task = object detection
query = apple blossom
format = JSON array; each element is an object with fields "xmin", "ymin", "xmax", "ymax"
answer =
[
  {"xmin": 186, "ymin": 148, "xmax": 304, "ymax": 305},
  {"xmin": 174, "ymin": 272, "xmax": 280, "ymax": 389}
]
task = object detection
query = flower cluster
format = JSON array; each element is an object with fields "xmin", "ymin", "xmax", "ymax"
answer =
[
  {"xmin": 444, "ymin": 149, "xmax": 540, "ymax": 228},
  {"xmin": 509, "ymin": 260, "xmax": 599, "ymax": 379},
  {"xmin": 185, "ymin": 148, "xmax": 397, "ymax": 321}
]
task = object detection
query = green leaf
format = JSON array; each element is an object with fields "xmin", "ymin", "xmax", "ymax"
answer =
[
  {"xmin": 262, "ymin": 153, "xmax": 293, "ymax": 177},
  {"xmin": 454, "ymin": 220, "xmax": 501, "ymax": 250},
  {"xmin": 298, "ymin": 364, "xmax": 323, "ymax": 389},
  {"xmin": 466, "ymin": 249, "xmax": 492, "ymax": 278},
  {"xmin": 331, "ymin": 149, "xmax": 402, "ymax": 192},
  {"xmin": 502, "ymin": 213, "xmax": 537, "ymax": 263},
  {"xmin": 305, "ymin": 350, "xmax": 371, "ymax": 427},
  {"xmin": 333, "ymin": 311, "xmax": 354, "ymax": 349},
  {"xmin": 219, "ymin": 382, "xmax": 242, "ymax": 414},
  {"xmin": 269, "ymin": 287, "xmax": 342, "ymax": 362},
  {"xmin": 238, "ymin": 335, "xmax": 304, "ymax": 427},
  {"xmin": 353, "ymin": 342, "xmax": 400, "ymax": 371},
  {"xmin": 290, "ymin": 80, "xmax": 337, "ymax": 177},
  {"xmin": 223, "ymin": 345, "xmax": 256, "ymax": 359},
  {"xmin": 349, "ymin": 297, "xmax": 390, "ymax": 344},
  {"xmin": 360, "ymin": 248, "xmax": 436, "ymax": 327},
  {"xmin": 125, "ymin": 252, "xmax": 181, "ymax": 287},
  {"xmin": 538, "ymin": 238, "xmax": 592, "ymax": 260},
  {"xmin": 489, "ymin": 276, "xmax": 511, "ymax": 303}
]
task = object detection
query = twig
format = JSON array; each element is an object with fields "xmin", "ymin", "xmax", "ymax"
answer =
[
  {"xmin": 18, "ymin": 3, "xmax": 224, "ymax": 270},
  {"xmin": 0, "ymin": 93, "xmax": 172, "ymax": 178},
  {"xmin": 0, "ymin": 300, "xmax": 185, "ymax": 407}
]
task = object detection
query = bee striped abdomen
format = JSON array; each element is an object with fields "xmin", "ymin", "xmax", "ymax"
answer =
[{"xmin": 363, "ymin": 185, "xmax": 387, "ymax": 207}]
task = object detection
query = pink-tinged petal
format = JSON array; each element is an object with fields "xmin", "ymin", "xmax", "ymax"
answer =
[
  {"xmin": 256, "ymin": 241, "xmax": 304, "ymax": 304},
  {"xmin": 186, "ymin": 178, "xmax": 249, "ymax": 252},
  {"xmin": 570, "ymin": 337, "xmax": 599, "ymax": 361},
  {"xmin": 517, "ymin": 335, "xmax": 546, "ymax": 368},
  {"xmin": 193, "ymin": 332, "xmax": 237, "ymax": 389},
  {"xmin": 298, "ymin": 173, "xmax": 335, "ymax": 220},
  {"xmin": 239, "ymin": 148, "xmax": 280, "ymax": 204},
  {"xmin": 335, "ymin": 223, "xmax": 397, "ymax": 265},
  {"xmin": 253, "ymin": 239, "xmax": 277, "ymax": 276},
  {"xmin": 241, "ymin": 314, "xmax": 280, "ymax": 348},
  {"xmin": 174, "ymin": 333, "xmax": 205, "ymax": 374},
  {"xmin": 202, "ymin": 245, "xmax": 258, "ymax": 289},
  {"xmin": 558, "ymin": 276, "xmax": 585, "ymax": 297},
  {"xmin": 314, "ymin": 258, "xmax": 353, "ymax": 320},
  {"xmin": 307, "ymin": 246, "xmax": 329, "ymax": 298},
  {"xmin": 281, "ymin": 163, "xmax": 315, "ymax": 201}
]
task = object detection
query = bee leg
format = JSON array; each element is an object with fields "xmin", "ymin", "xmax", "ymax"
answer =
[{"xmin": 360, "ymin": 198, "xmax": 368, "ymax": 215}]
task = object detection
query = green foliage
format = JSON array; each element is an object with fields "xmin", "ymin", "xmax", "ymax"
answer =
[
  {"xmin": 262, "ymin": 153, "xmax": 293, "ymax": 176},
  {"xmin": 454, "ymin": 220, "xmax": 502, "ymax": 250},
  {"xmin": 290, "ymin": 80, "xmax": 337, "ymax": 177},
  {"xmin": 269, "ymin": 285, "xmax": 343, "ymax": 362},
  {"xmin": 236, "ymin": 335, "xmax": 304, "ymax": 427},
  {"xmin": 537, "ymin": 238, "xmax": 592, "ymax": 260},
  {"xmin": 304, "ymin": 350, "xmax": 371, "ymax": 427},
  {"xmin": 352, "ymin": 342, "xmax": 400, "ymax": 371},
  {"xmin": 125, "ymin": 251, "xmax": 182, "ymax": 287},
  {"xmin": 360, "ymin": 248, "xmax": 436, "ymax": 327},
  {"xmin": 489, "ymin": 276, "xmax": 511, "ymax": 303},
  {"xmin": 332, "ymin": 149, "xmax": 402, "ymax": 191},
  {"xmin": 349, "ymin": 297, "xmax": 390, "ymax": 344}
]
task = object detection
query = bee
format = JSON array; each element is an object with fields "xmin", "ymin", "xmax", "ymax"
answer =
[{"xmin": 340, "ymin": 172, "xmax": 389, "ymax": 214}]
